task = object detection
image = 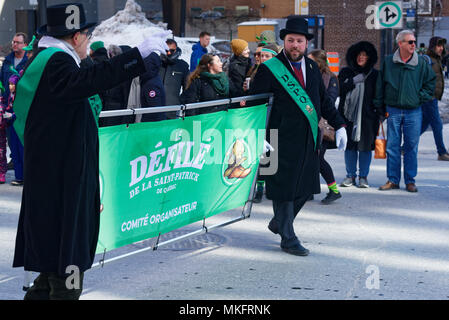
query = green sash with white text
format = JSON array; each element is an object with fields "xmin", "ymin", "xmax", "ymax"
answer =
[
  {"xmin": 264, "ymin": 57, "xmax": 319, "ymax": 149},
  {"xmin": 13, "ymin": 47, "xmax": 102, "ymax": 145}
]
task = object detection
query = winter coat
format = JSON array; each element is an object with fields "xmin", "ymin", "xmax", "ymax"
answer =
[
  {"xmin": 180, "ymin": 73, "xmax": 239, "ymax": 115},
  {"xmin": 0, "ymin": 52, "xmax": 28, "ymax": 101},
  {"xmin": 140, "ymin": 53, "xmax": 166, "ymax": 122},
  {"xmin": 251, "ymin": 50, "xmax": 346, "ymax": 201},
  {"xmin": 374, "ymin": 50, "xmax": 435, "ymax": 111},
  {"xmin": 338, "ymin": 41, "xmax": 381, "ymax": 152},
  {"xmin": 12, "ymin": 47, "xmax": 145, "ymax": 276},
  {"xmin": 160, "ymin": 49, "xmax": 189, "ymax": 106},
  {"xmin": 228, "ymin": 55, "xmax": 252, "ymax": 96},
  {"xmin": 190, "ymin": 42, "xmax": 207, "ymax": 72},
  {"xmin": 426, "ymin": 52, "xmax": 445, "ymax": 100},
  {"xmin": 89, "ymin": 48, "xmax": 132, "ymax": 127}
]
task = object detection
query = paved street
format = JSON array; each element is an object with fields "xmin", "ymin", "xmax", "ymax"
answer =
[{"xmin": 1, "ymin": 124, "xmax": 448, "ymax": 300}]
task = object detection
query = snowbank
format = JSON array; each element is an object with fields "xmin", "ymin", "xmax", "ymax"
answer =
[{"xmin": 90, "ymin": 0, "xmax": 193, "ymax": 64}]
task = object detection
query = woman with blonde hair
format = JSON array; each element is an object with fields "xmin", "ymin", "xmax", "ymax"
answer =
[{"xmin": 308, "ymin": 49, "xmax": 341, "ymax": 204}]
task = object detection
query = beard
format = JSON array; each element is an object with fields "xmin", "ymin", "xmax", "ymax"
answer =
[{"xmin": 285, "ymin": 48, "xmax": 304, "ymax": 62}]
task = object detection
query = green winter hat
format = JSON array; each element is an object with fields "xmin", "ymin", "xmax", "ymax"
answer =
[
  {"xmin": 90, "ymin": 41, "xmax": 104, "ymax": 52},
  {"xmin": 23, "ymin": 35, "xmax": 36, "ymax": 52}
]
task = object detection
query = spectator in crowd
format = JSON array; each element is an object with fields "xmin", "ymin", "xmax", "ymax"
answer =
[
  {"xmin": 0, "ymin": 33, "xmax": 28, "ymax": 172},
  {"xmin": 308, "ymin": 49, "xmax": 342, "ymax": 204},
  {"xmin": 374, "ymin": 30, "xmax": 435, "ymax": 193},
  {"xmin": 92, "ymin": 44, "xmax": 133, "ymax": 127},
  {"xmin": 250, "ymin": 16, "xmax": 347, "ymax": 256},
  {"xmin": 244, "ymin": 43, "xmax": 265, "ymax": 93},
  {"xmin": 190, "ymin": 31, "xmax": 210, "ymax": 72},
  {"xmin": 89, "ymin": 41, "xmax": 108, "ymax": 63},
  {"xmin": 12, "ymin": 3, "xmax": 168, "ymax": 300},
  {"xmin": 0, "ymin": 83, "xmax": 6, "ymax": 184},
  {"xmin": 160, "ymin": 39, "xmax": 189, "ymax": 118},
  {"xmin": 229, "ymin": 39, "xmax": 252, "ymax": 97},
  {"xmin": 140, "ymin": 52, "xmax": 166, "ymax": 122},
  {"xmin": 5, "ymin": 74, "xmax": 23, "ymax": 186},
  {"xmin": 181, "ymin": 54, "xmax": 238, "ymax": 115},
  {"xmin": 1, "ymin": 33, "xmax": 28, "ymax": 102},
  {"xmin": 420, "ymin": 36, "xmax": 449, "ymax": 161},
  {"xmin": 338, "ymin": 41, "xmax": 380, "ymax": 189}
]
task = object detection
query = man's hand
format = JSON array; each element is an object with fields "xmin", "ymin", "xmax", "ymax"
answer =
[
  {"xmin": 335, "ymin": 127, "xmax": 347, "ymax": 151},
  {"xmin": 137, "ymin": 35, "xmax": 170, "ymax": 59}
]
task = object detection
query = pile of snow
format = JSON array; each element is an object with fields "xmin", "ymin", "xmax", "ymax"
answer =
[{"xmin": 90, "ymin": 0, "xmax": 193, "ymax": 64}]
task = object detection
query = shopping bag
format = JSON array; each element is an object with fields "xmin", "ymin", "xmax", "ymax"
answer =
[{"xmin": 374, "ymin": 121, "xmax": 386, "ymax": 159}]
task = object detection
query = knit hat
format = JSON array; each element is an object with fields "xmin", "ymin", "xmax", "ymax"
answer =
[
  {"xmin": 256, "ymin": 30, "xmax": 276, "ymax": 45},
  {"xmin": 231, "ymin": 39, "xmax": 249, "ymax": 56},
  {"xmin": 90, "ymin": 41, "xmax": 105, "ymax": 52}
]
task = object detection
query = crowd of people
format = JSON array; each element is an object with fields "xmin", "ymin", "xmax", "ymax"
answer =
[{"xmin": 1, "ymin": 3, "xmax": 447, "ymax": 300}]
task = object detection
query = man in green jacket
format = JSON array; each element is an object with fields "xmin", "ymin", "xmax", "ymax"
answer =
[
  {"xmin": 420, "ymin": 36, "xmax": 449, "ymax": 161},
  {"xmin": 375, "ymin": 30, "xmax": 435, "ymax": 193}
]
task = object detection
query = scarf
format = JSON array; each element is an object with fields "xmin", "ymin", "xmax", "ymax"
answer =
[
  {"xmin": 343, "ymin": 70, "xmax": 372, "ymax": 142},
  {"xmin": 38, "ymin": 36, "xmax": 81, "ymax": 67},
  {"xmin": 201, "ymin": 72, "xmax": 229, "ymax": 96}
]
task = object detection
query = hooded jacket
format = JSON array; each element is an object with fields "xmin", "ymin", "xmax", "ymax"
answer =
[
  {"xmin": 338, "ymin": 41, "xmax": 381, "ymax": 151},
  {"xmin": 427, "ymin": 36, "xmax": 446, "ymax": 100}
]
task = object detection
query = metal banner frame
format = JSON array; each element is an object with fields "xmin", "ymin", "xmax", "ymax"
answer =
[{"xmin": 90, "ymin": 93, "xmax": 273, "ymax": 269}]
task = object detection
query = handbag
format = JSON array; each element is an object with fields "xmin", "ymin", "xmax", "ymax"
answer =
[
  {"xmin": 318, "ymin": 118, "xmax": 335, "ymax": 142},
  {"xmin": 374, "ymin": 121, "xmax": 386, "ymax": 159}
]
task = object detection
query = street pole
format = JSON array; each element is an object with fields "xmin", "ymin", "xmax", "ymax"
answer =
[{"xmin": 37, "ymin": 0, "xmax": 47, "ymax": 30}]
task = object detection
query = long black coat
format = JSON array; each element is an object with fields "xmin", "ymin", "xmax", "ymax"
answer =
[
  {"xmin": 251, "ymin": 51, "xmax": 345, "ymax": 201},
  {"xmin": 338, "ymin": 41, "xmax": 381, "ymax": 152},
  {"xmin": 13, "ymin": 48, "xmax": 145, "ymax": 276}
]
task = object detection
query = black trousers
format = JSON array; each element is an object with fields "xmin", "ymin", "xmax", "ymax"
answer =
[
  {"xmin": 319, "ymin": 141, "xmax": 336, "ymax": 185},
  {"xmin": 271, "ymin": 193, "xmax": 311, "ymax": 248},
  {"xmin": 24, "ymin": 272, "xmax": 84, "ymax": 300}
]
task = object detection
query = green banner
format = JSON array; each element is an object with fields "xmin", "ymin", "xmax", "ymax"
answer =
[{"xmin": 96, "ymin": 105, "xmax": 267, "ymax": 253}]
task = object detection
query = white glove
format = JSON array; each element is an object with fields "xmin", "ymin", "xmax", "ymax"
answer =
[
  {"xmin": 3, "ymin": 112, "xmax": 12, "ymax": 119},
  {"xmin": 264, "ymin": 140, "xmax": 274, "ymax": 153},
  {"xmin": 335, "ymin": 127, "xmax": 347, "ymax": 151},
  {"xmin": 137, "ymin": 36, "xmax": 170, "ymax": 59}
]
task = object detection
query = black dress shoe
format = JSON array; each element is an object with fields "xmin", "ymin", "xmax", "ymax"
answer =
[
  {"xmin": 281, "ymin": 243, "xmax": 310, "ymax": 256},
  {"xmin": 268, "ymin": 218, "xmax": 279, "ymax": 234}
]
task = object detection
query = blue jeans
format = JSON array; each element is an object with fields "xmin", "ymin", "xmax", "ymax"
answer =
[
  {"xmin": 344, "ymin": 149, "xmax": 372, "ymax": 178},
  {"xmin": 420, "ymin": 98, "xmax": 448, "ymax": 156},
  {"xmin": 386, "ymin": 106, "xmax": 422, "ymax": 185},
  {"xmin": 7, "ymin": 126, "xmax": 24, "ymax": 181}
]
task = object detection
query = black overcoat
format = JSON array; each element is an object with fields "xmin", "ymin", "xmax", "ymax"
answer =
[
  {"xmin": 13, "ymin": 48, "xmax": 145, "ymax": 276},
  {"xmin": 251, "ymin": 51, "xmax": 345, "ymax": 201},
  {"xmin": 338, "ymin": 41, "xmax": 381, "ymax": 152}
]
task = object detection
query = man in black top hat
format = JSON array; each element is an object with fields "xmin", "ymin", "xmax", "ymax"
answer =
[
  {"xmin": 12, "ymin": 3, "xmax": 169, "ymax": 300},
  {"xmin": 251, "ymin": 16, "xmax": 347, "ymax": 256}
]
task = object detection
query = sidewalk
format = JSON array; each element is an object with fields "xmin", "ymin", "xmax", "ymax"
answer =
[{"xmin": 1, "ymin": 125, "xmax": 448, "ymax": 300}]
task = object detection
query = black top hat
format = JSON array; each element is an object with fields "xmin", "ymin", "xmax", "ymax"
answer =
[
  {"xmin": 37, "ymin": 3, "xmax": 97, "ymax": 37},
  {"xmin": 280, "ymin": 16, "xmax": 313, "ymax": 40}
]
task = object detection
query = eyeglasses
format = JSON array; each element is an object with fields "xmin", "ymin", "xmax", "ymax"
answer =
[
  {"xmin": 406, "ymin": 40, "xmax": 417, "ymax": 45},
  {"xmin": 80, "ymin": 31, "xmax": 92, "ymax": 40},
  {"xmin": 12, "ymin": 41, "xmax": 24, "ymax": 45},
  {"xmin": 254, "ymin": 52, "xmax": 261, "ymax": 57}
]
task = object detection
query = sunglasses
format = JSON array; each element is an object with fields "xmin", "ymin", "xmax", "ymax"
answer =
[
  {"xmin": 405, "ymin": 40, "xmax": 417, "ymax": 45},
  {"xmin": 254, "ymin": 52, "xmax": 261, "ymax": 57}
]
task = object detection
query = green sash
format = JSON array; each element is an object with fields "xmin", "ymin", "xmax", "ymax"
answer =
[
  {"xmin": 264, "ymin": 57, "xmax": 319, "ymax": 149},
  {"xmin": 13, "ymin": 47, "xmax": 102, "ymax": 145}
]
